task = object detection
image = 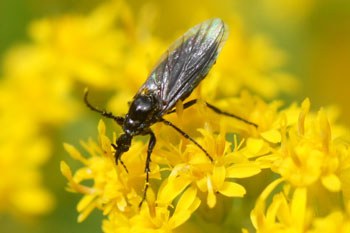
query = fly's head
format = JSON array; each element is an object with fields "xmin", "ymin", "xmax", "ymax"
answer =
[
  {"xmin": 123, "ymin": 94, "xmax": 157, "ymax": 135},
  {"xmin": 115, "ymin": 133, "xmax": 132, "ymax": 154}
]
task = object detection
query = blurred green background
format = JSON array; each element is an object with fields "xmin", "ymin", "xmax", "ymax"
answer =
[{"xmin": 0, "ymin": 0, "xmax": 349, "ymax": 233}]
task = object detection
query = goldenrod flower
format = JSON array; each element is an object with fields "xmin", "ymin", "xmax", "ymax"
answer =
[
  {"xmin": 103, "ymin": 186, "xmax": 200, "ymax": 233},
  {"xmin": 251, "ymin": 179, "xmax": 312, "ymax": 233},
  {"xmin": 251, "ymin": 98, "xmax": 350, "ymax": 233},
  {"xmin": 62, "ymin": 120, "xmax": 162, "ymax": 222},
  {"xmin": 156, "ymin": 125, "xmax": 261, "ymax": 208},
  {"xmin": 268, "ymin": 98, "xmax": 348, "ymax": 193}
]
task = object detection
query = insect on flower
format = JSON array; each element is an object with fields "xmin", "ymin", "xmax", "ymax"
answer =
[{"xmin": 84, "ymin": 18, "xmax": 257, "ymax": 207}]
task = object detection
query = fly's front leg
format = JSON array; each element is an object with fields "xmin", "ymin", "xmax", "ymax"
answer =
[
  {"xmin": 113, "ymin": 134, "xmax": 133, "ymax": 173},
  {"xmin": 111, "ymin": 144, "xmax": 129, "ymax": 173},
  {"xmin": 139, "ymin": 130, "xmax": 156, "ymax": 208}
]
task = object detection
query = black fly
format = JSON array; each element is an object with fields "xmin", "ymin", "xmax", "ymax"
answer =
[{"xmin": 84, "ymin": 18, "xmax": 257, "ymax": 207}]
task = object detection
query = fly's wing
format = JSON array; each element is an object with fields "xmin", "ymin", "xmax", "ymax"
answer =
[{"xmin": 137, "ymin": 18, "xmax": 229, "ymax": 116}]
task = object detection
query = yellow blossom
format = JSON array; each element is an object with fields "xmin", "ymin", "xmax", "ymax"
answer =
[
  {"xmin": 157, "ymin": 125, "xmax": 261, "ymax": 208},
  {"xmin": 251, "ymin": 180, "xmax": 312, "ymax": 233},
  {"xmin": 271, "ymin": 99, "xmax": 346, "ymax": 192},
  {"xmin": 251, "ymin": 98, "xmax": 350, "ymax": 233},
  {"xmin": 102, "ymin": 186, "xmax": 200, "ymax": 233},
  {"xmin": 62, "ymin": 120, "xmax": 161, "ymax": 222},
  {"xmin": 252, "ymin": 180, "xmax": 350, "ymax": 233}
]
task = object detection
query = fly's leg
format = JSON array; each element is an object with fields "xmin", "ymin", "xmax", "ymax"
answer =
[
  {"xmin": 84, "ymin": 88, "xmax": 124, "ymax": 125},
  {"xmin": 167, "ymin": 99, "xmax": 257, "ymax": 128},
  {"xmin": 111, "ymin": 144, "xmax": 129, "ymax": 173},
  {"xmin": 113, "ymin": 133, "xmax": 132, "ymax": 173},
  {"xmin": 160, "ymin": 118, "xmax": 213, "ymax": 161},
  {"xmin": 205, "ymin": 102, "xmax": 258, "ymax": 127},
  {"xmin": 139, "ymin": 130, "xmax": 156, "ymax": 208}
]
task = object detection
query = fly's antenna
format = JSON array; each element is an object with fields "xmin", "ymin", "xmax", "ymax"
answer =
[{"xmin": 84, "ymin": 88, "xmax": 124, "ymax": 126}]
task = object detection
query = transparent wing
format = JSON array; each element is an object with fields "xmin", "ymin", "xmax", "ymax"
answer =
[{"xmin": 137, "ymin": 18, "xmax": 229, "ymax": 116}]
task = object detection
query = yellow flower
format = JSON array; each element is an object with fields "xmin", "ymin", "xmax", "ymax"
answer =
[
  {"xmin": 61, "ymin": 120, "xmax": 161, "ymax": 222},
  {"xmin": 251, "ymin": 98, "xmax": 350, "ymax": 233},
  {"xmin": 156, "ymin": 124, "xmax": 261, "ymax": 208},
  {"xmin": 252, "ymin": 180, "xmax": 350, "ymax": 233},
  {"xmin": 102, "ymin": 186, "xmax": 200, "ymax": 233},
  {"xmin": 251, "ymin": 180, "xmax": 312, "ymax": 233},
  {"xmin": 272, "ymin": 98, "xmax": 346, "ymax": 192}
]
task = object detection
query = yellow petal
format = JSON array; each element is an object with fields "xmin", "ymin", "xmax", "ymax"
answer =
[
  {"xmin": 298, "ymin": 98, "xmax": 310, "ymax": 136},
  {"xmin": 169, "ymin": 211, "xmax": 192, "ymax": 229},
  {"xmin": 60, "ymin": 161, "xmax": 95, "ymax": 194},
  {"xmin": 116, "ymin": 195, "xmax": 127, "ymax": 212},
  {"xmin": 77, "ymin": 200, "xmax": 96, "ymax": 223},
  {"xmin": 219, "ymin": 182, "xmax": 246, "ymax": 197},
  {"xmin": 170, "ymin": 197, "xmax": 201, "ymax": 229},
  {"xmin": 260, "ymin": 129, "xmax": 281, "ymax": 143},
  {"xmin": 60, "ymin": 161, "xmax": 72, "ymax": 179},
  {"xmin": 246, "ymin": 138, "xmax": 264, "ymax": 154},
  {"xmin": 226, "ymin": 163, "xmax": 261, "ymax": 178},
  {"xmin": 207, "ymin": 176, "xmax": 216, "ymax": 208},
  {"xmin": 265, "ymin": 193, "xmax": 284, "ymax": 225},
  {"xmin": 77, "ymin": 194, "xmax": 96, "ymax": 212},
  {"xmin": 251, "ymin": 178, "xmax": 284, "ymax": 228},
  {"xmin": 98, "ymin": 119, "xmax": 106, "ymax": 136},
  {"xmin": 212, "ymin": 165, "xmax": 226, "ymax": 189},
  {"xmin": 291, "ymin": 187, "xmax": 307, "ymax": 229},
  {"xmin": 196, "ymin": 177, "xmax": 208, "ymax": 192},
  {"xmin": 168, "ymin": 164, "xmax": 188, "ymax": 182},
  {"xmin": 322, "ymin": 174, "xmax": 341, "ymax": 192},
  {"xmin": 174, "ymin": 186, "xmax": 197, "ymax": 214},
  {"xmin": 275, "ymin": 192, "xmax": 291, "ymax": 225},
  {"xmin": 157, "ymin": 177, "xmax": 191, "ymax": 205},
  {"xmin": 64, "ymin": 143, "xmax": 88, "ymax": 164}
]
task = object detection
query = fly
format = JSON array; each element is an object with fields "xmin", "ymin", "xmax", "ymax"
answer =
[{"xmin": 84, "ymin": 18, "xmax": 257, "ymax": 207}]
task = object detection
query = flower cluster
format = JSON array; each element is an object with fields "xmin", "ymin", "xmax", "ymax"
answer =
[
  {"xmin": 252, "ymin": 99, "xmax": 350, "ymax": 233},
  {"xmin": 62, "ymin": 87, "xmax": 350, "ymax": 232}
]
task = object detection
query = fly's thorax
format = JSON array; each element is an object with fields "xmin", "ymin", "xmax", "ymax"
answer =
[{"xmin": 123, "ymin": 94, "xmax": 158, "ymax": 135}]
